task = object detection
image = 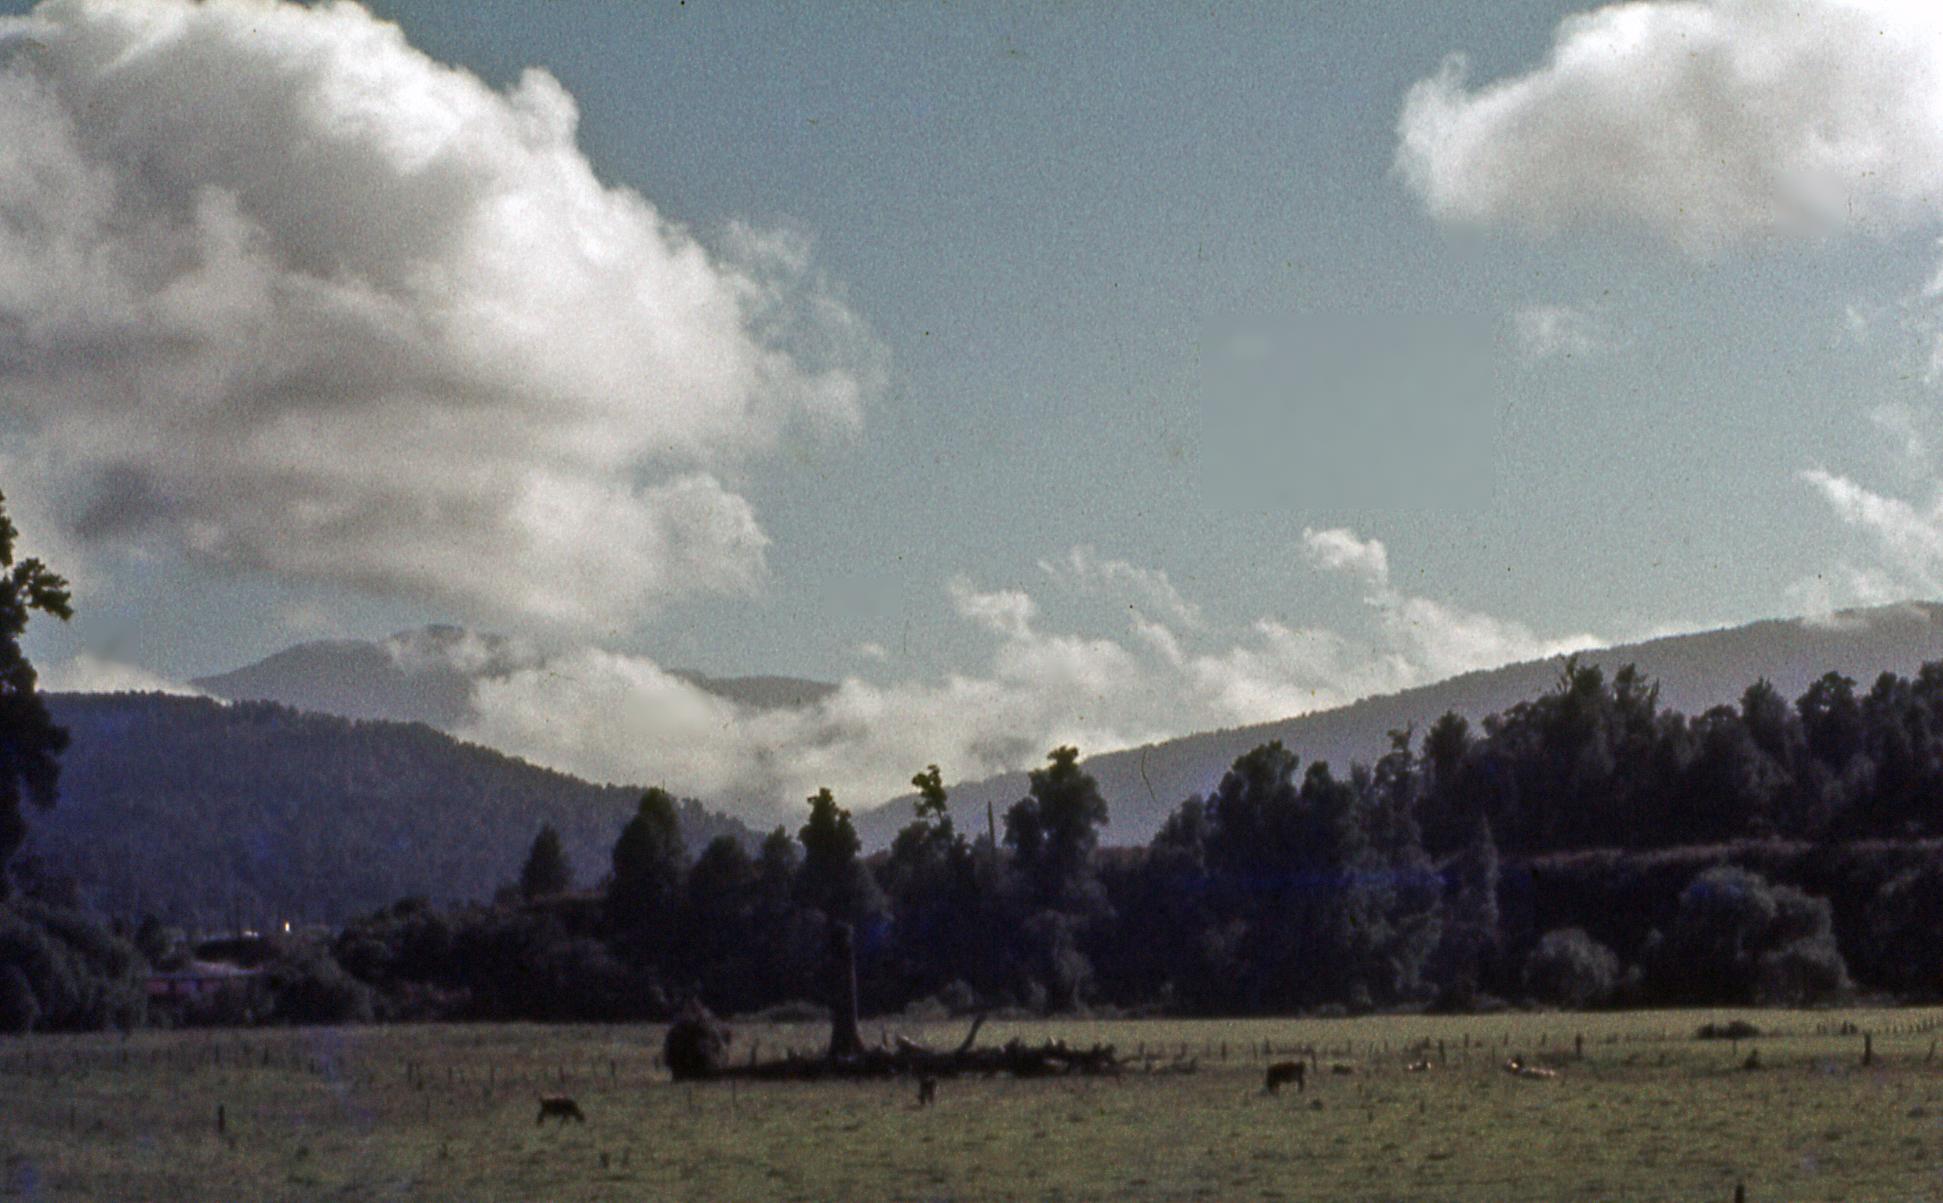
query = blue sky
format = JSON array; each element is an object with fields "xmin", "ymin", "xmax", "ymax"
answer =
[{"xmin": 5, "ymin": 0, "xmax": 1941, "ymax": 816}]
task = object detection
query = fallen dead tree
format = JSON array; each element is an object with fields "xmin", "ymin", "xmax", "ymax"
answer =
[
  {"xmin": 714, "ymin": 1014, "xmax": 1126, "ymax": 1081},
  {"xmin": 667, "ymin": 922, "xmax": 1137, "ymax": 1083}
]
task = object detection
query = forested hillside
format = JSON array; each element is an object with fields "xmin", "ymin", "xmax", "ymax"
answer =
[
  {"xmin": 20, "ymin": 694, "xmax": 755, "ymax": 927},
  {"xmin": 862, "ymin": 602, "xmax": 1943, "ymax": 848}
]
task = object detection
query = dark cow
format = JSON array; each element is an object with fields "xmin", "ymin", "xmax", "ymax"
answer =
[
  {"xmin": 536, "ymin": 1095, "xmax": 587, "ymax": 1124},
  {"xmin": 1264, "ymin": 1061, "xmax": 1306, "ymax": 1094}
]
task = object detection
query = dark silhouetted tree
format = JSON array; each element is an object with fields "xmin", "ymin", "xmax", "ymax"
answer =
[
  {"xmin": 1431, "ymin": 815, "xmax": 1500, "ymax": 1009},
  {"xmin": 884, "ymin": 765, "xmax": 982, "ymax": 1002},
  {"xmin": 0, "ymin": 964, "xmax": 36, "ymax": 1034},
  {"xmin": 1005, "ymin": 746, "xmax": 1109, "ymax": 909},
  {"xmin": 0, "ymin": 492, "xmax": 71, "ymax": 898},
  {"xmin": 607, "ymin": 788, "xmax": 687, "ymax": 945},
  {"xmin": 1869, "ymin": 858, "xmax": 1943, "ymax": 995},
  {"xmin": 681, "ymin": 834, "xmax": 759, "ymax": 1007},
  {"xmin": 796, "ymin": 788, "xmax": 884, "ymax": 925},
  {"xmin": 519, "ymin": 824, "xmax": 573, "ymax": 900},
  {"xmin": 911, "ymin": 764, "xmax": 952, "ymax": 836}
]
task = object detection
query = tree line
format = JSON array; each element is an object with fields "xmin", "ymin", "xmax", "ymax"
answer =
[
  {"xmin": 307, "ymin": 657, "xmax": 1943, "ymax": 1026},
  {"xmin": 11, "ymin": 584, "xmax": 1943, "ymax": 1029}
]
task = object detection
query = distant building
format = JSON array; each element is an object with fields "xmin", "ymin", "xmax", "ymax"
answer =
[{"xmin": 145, "ymin": 960, "xmax": 262, "ymax": 1001}]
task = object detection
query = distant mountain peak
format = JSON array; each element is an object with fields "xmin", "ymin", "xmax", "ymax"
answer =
[{"xmin": 192, "ymin": 625, "xmax": 838, "ymax": 728}]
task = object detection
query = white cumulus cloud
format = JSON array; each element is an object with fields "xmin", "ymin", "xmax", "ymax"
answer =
[
  {"xmin": 1396, "ymin": 1, "xmax": 1943, "ymax": 252},
  {"xmin": 0, "ymin": 0, "xmax": 882, "ymax": 629},
  {"xmin": 1300, "ymin": 527, "xmax": 1391, "ymax": 589}
]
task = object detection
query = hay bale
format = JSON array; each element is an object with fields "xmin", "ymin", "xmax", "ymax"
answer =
[{"xmin": 664, "ymin": 999, "xmax": 732, "ymax": 1081}]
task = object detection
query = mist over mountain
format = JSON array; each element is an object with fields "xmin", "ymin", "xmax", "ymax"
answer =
[
  {"xmin": 858, "ymin": 602, "xmax": 1943, "ymax": 849},
  {"xmin": 191, "ymin": 626, "xmax": 838, "ymax": 727},
  {"xmin": 179, "ymin": 605, "xmax": 1943, "ymax": 853}
]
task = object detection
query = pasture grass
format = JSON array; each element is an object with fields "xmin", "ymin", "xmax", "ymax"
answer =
[{"xmin": 2, "ymin": 1009, "xmax": 1942, "ymax": 1200}]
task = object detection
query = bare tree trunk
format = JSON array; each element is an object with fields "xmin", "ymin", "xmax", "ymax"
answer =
[{"xmin": 828, "ymin": 922, "xmax": 864, "ymax": 1060}]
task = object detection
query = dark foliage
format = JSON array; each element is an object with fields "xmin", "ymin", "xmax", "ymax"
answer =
[
  {"xmin": 608, "ymin": 789, "xmax": 686, "ymax": 945},
  {"xmin": 263, "ymin": 945, "xmax": 374, "ymax": 1024},
  {"xmin": 519, "ymin": 825, "xmax": 573, "ymax": 900},
  {"xmin": 42, "ymin": 653, "xmax": 1943, "ymax": 1030},
  {"xmin": 796, "ymin": 788, "xmax": 885, "ymax": 927},
  {"xmin": 322, "ymin": 654, "xmax": 1943, "ymax": 1023},
  {"xmin": 1522, "ymin": 928, "xmax": 1621, "ymax": 1008},
  {"xmin": 0, "ymin": 492, "xmax": 70, "ymax": 898},
  {"xmin": 0, "ymin": 964, "xmax": 37, "ymax": 1034},
  {"xmin": 0, "ymin": 899, "xmax": 146, "ymax": 1031}
]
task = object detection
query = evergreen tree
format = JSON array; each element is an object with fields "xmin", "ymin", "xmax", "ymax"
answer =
[
  {"xmin": 681, "ymin": 834, "xmax": 759, "ymax": 1006},
  {"xmin": 1005, "ymin": 746, "xmax": 1109, "ymax": 909},
  {"xmin": 910, "ymin": 764, "xmax": 954, "ymax": 842},
  {"xmin": 885, "ymin": 765, "xmax": 982, "ymax": 1001},
  {"xmin": 519, "ymin": 824, "xmax": 573, "ymax": 900},
  {"xmin": 1432, "ymin": 815, "xmax": 1501, "ymax": 1008},
  {"xmin": 796, "ymin": 788, "xmax": 884, "ymax": 925},
  {"xmin": 607, "ymin": 788, "xmax": 686, "ymax": 940}
]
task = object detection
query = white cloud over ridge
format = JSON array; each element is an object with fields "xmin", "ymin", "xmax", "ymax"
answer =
[
  {"xmin": 40, "ymin": 654, "xmax": 203, "ymax": 697},
  {"xmin": 1397, "ymin": 1, "xmax": 1943, "ymax": 252},
  {"xmin": 1299, "ymin": 527, "xmax": 1601, "ymax": 687},
  {"xmin": 1800, "ymin": 467, "xmax": 1943, "ymax": 604},
  {"xmin": 0, "ymin": 0, "xmax": 881, "ymax": 628},
  {"xmin": 456, "ymin": 538, "xmax": 1601, "ymax": 822},
  {"xmin": 1039, "ymin": 545, "xmax": 1205, "ymax": 630}
]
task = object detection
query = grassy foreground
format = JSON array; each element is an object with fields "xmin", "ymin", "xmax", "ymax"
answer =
[{"xmin": 2, "ymin": 1009, "xmax": 1942, "ymax": 1201}]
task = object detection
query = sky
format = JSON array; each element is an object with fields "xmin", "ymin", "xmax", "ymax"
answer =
[{"xmin": 6, "ymin": 0, "xmax": 1943, "ymax": 821}]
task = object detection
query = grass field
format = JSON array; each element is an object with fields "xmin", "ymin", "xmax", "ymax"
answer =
[{"xmin": 3, "ymin": 1009, "xmax": 1942, "ymax": 1201}]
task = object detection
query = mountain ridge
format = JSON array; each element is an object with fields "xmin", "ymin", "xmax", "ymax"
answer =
[
  {"xmin": 22, "ymin": 692, "xmax": 761, "ymax": 926},
  {"xmin": 855, "ymin": 602, "xmax": 1943, "ymax": 849},
  {"xmin": 190, "ymin": 625, "xmax": 839, "ymax": 724}
]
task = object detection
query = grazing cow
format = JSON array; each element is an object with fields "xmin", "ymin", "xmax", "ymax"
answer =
[
  {"xmin": 1264, "ymin": 1061, "xmax": 1306, "ymax": 1094},
  {"xmin": 917, "ymin": 1076, "xmax": 938, "ymax": 1106},
  {"xmin": 536, "ymin": 1095, "xmax": 587, "ymax": 1124}
]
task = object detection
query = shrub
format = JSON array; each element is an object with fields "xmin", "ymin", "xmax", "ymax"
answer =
[
  {"xmin": 743, "ymin": 999, "xmax": 829, "ymax": 1024},
  {"xmin": 1755, "ymin": 936, "xmax": 1851, "ymax": 1006},
  {"xmin": 938, "ymin": 979, "xmax": 979, "ymax": 1015},
  {"xmin": 265, "ymin": 948, "xmax": 374, "ymax": 1025},
  {"xmin": 0, "ymin": 901, "xmax": 147, "ymax": 1031},
  {"xmin": 899, "ymin": 994, "xmax": 952, "ymax": 1022},
  {"xmin": 1651, "ymin": 867, "xmax": 1847, "ymax": 1005},
  {"xmin": 0, "ymin": 965, "xmax": 37, "ymax": 1034},
  {"xmin": 1868, "ymin": 860, "xmax": 1943, "ymax": 997},
  {"xmin": 1522, "ymin": 928, "xmax": 1621, "ymax": 1008},
  {"xmin": 1695, "ymin": 1020, "xmax": 1760, "ymax": 1040}
]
